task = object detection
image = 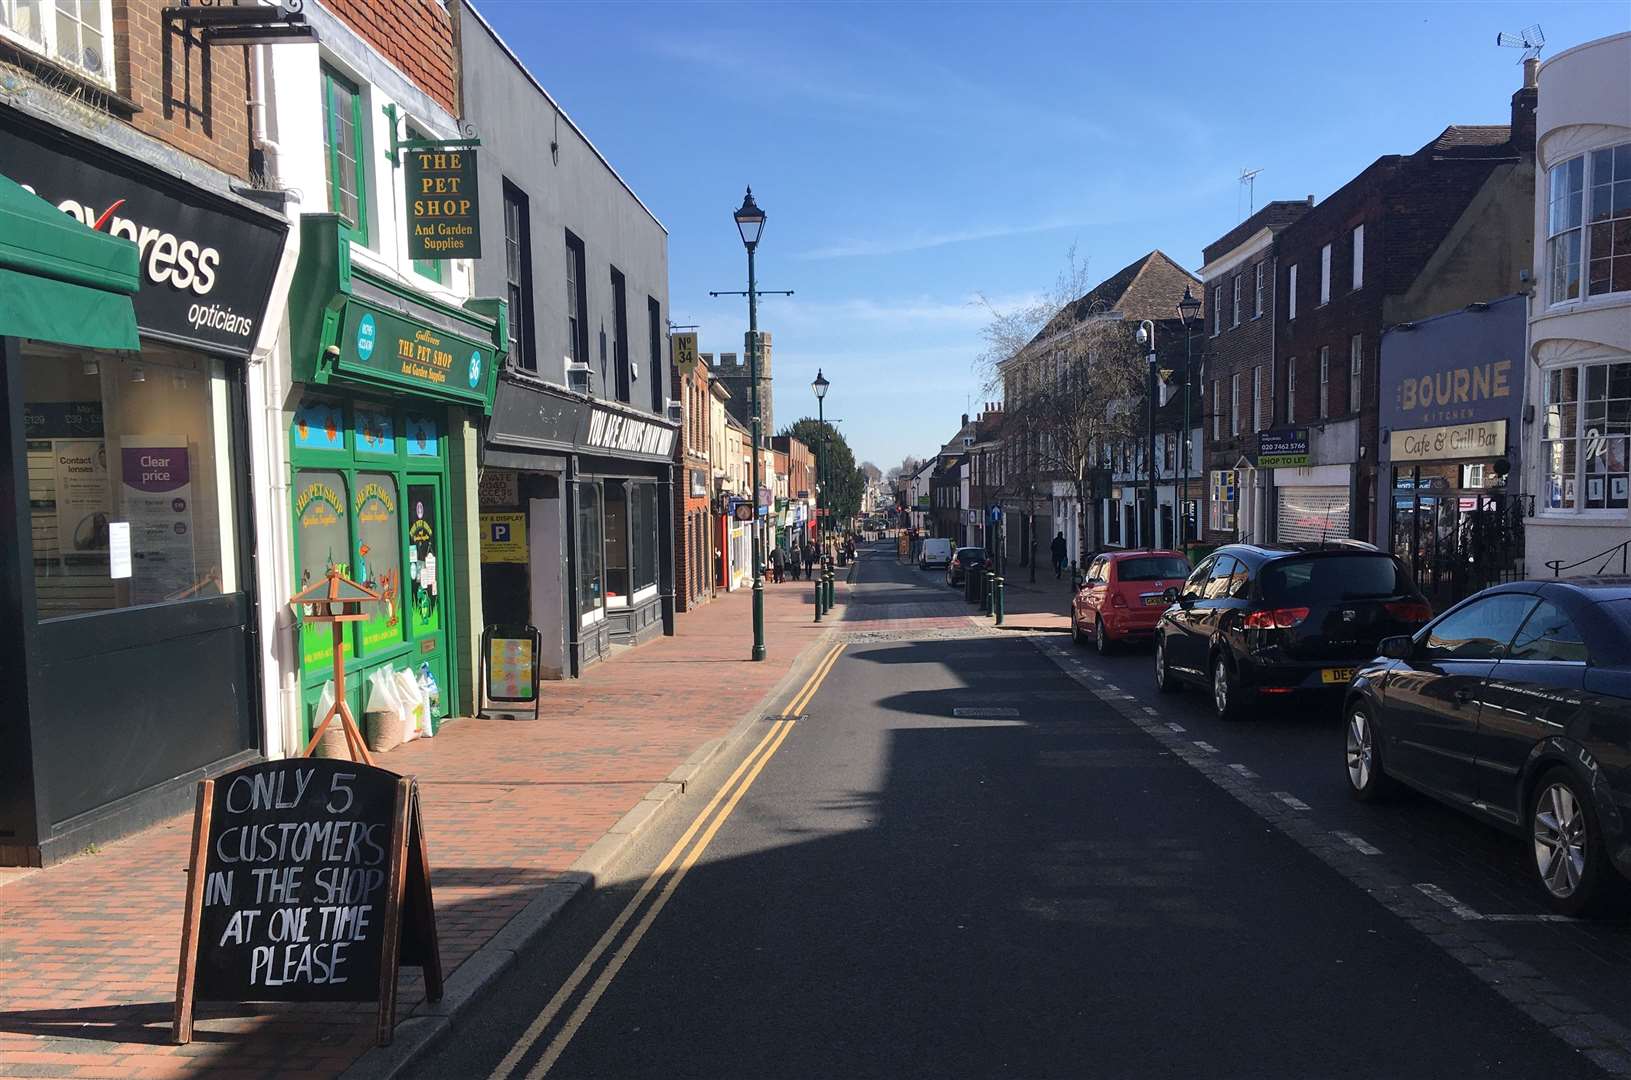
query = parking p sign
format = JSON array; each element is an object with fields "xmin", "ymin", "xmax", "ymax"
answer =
[{"xmin": 479, "ymin": 512, "xmax": 527, "ymax": 564}]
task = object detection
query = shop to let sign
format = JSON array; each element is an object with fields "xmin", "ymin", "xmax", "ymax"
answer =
[
  {"xmin": 1389, "ymin": 420, "xmax": 1506, "ymax": 463},
  {"xmin": 1258, "ymin": 428, "xmax": 1310, "ymax": 468},
  {"xmin": 406, "ymin": 149, "xmax": 481, "ymax": 260}
]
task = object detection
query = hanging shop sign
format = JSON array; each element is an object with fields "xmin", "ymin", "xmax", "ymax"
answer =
[
  {"xmin": 405, "ymin": 148, "xmax": 481, "ymax": 260},
  {"xmin": 1258, "ymin": 428, "xmax": 1310, "ymax": 468},
  {"xmin": 1, "ymin": 115, "xmax": 285, "ymax": 354},
  {"xmin": 733, "ymin": 501, "xmax": 756, "ymax": 522},
  {"xmin": 172, "ymin": 758, "xmax": 442, "ymax": 1046},
  {"xmin": 672, "ymin": 332, "xmax": 699, "ymax": 369},
  {"xmin": 1389, "ymin": 420, "xmax": 1507, "ymax": 464},
  {"xmin": 479, "ymin": 512, "xmax": 527, "ymax": 564}
]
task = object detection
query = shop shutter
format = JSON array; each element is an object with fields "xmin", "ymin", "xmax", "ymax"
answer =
[{"xmin": 1276, "ymin": 486, "xmax": 1351, "ymax": 544}]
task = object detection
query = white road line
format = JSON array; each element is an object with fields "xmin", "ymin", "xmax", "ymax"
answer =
[
  {"xmin": 1332, "ymin": 830, "xmax": 1382, "ymax": 856},
  {"xmin": 1228, "ymin": 763, "xmax": 1258, "ymax": 779},
  {"xmin": 1271, "ymin": 791, "xmax": 1311, "ymax": 810},
  {"xmin": 1143, "ymin": 707, "xmax": 1161, "ymax": 716},
  {"xmin": 1192, "ymin": 740, "xmax": 1220, "ymax": 754},
  {"xmin": 1415, "ymin": 882, "xmax": 1484, "ymax": 920},
  {"xmin": 1482, "ymin": 913, "xmax": 1574, "ymax": 923},
  {"xmin": 1105, "ymin": 684, "xmax": 1122, "ymax": 692},
  {"xmin": 1166, "ymin": 723, "xmax": 1185, "ymax": 733}
]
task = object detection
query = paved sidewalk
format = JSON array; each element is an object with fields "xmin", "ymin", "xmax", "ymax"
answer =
[
  {"xmin": 0, "ymin": 578, "xmax": 840, "ymax": 1080},
  {"xmin": 991, "ymin": 564, "xmax": 1074, "ymax": 633}
]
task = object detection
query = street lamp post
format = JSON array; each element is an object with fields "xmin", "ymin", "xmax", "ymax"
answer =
[
  {"xmin": 812, "ymin": 369, "xmax": 829, "ymax": 623},
  {"xmin": 1176, "ymin": 286, "xmax": 1203, "ymax": 550},
  {"xmin": 734, "ymin": 189, "xmax": 768, "ymax": 661},
  {"xmin": 1136, "ymin": 320, "xmax": 1157, "ymax": 548}
]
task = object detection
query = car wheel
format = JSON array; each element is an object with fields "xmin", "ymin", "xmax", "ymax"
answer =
[
  {"xmin": 1528, "ymin": 768, "xmax": 1627, "ymax": 918},
  {"xmin": 1070, "ymin": 615, "xmax": 1085, "ymax": 646},
  {"xmin": 1154, "ymin": 635, "xmax": 1181, "ymax": 693},
  {"xmin": 1094, "ymin": 615, "xmax": 1113, "ymax": 656},
  {"xmin": 1345, "ymin": 704, "xmax": 1391, "ymax": 802},
  {"xmin": 1212, "ymin": 654, "xmax": 1243, "ymax": 721}
]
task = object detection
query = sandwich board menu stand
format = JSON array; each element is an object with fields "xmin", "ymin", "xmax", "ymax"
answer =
[{"xmin": 171, "ymin": 571, "xmax": 442, "ymax": 1046}]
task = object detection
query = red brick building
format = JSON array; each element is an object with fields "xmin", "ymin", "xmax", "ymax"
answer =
[{"xmin": 674, "ymin": 341, "xmax": 715, "ymax": 611}]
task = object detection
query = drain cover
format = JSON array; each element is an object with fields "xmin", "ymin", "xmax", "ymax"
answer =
[{"xmin": 953, "ymin": 707, "xmax": 1020, "ymax": 718}]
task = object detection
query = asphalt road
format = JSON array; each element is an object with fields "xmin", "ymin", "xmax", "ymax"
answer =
[{"xmin": 410, "ymin": 543, "xmax": 1623, "ymax": 1079}]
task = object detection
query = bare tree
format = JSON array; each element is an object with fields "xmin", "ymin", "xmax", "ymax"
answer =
[{"xmin": 975, "ymin": 251, "xmax": 1148, "ymax": 565}]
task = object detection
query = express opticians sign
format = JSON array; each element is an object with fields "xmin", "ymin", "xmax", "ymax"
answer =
[{"xmin": 2, "ymin": 118, "xmax": 286, "ymax": 354}]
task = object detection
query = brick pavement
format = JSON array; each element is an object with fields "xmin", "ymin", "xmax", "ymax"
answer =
[{"xmin": 0, "ymin": 577, "xmax": 837, "ymax": 1080}]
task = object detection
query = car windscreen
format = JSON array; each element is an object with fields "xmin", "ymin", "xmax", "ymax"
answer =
[
  {"xmin": 1259, "ymin": 555, "xmax": 1410, "ymax": 606},
  {"xmin": 1118, "ymin": 556, "xmax": 1191, "ymax": 582}
]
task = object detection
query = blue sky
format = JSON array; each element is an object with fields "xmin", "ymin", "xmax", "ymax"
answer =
[{"xmin": 477, "ymin": 1, "xmax": 1629, "ymax": 473}]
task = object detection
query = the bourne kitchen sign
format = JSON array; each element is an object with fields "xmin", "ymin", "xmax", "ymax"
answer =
[{"xmin": 405, "ymin": 148, "xmax": 481, "ymax": 260}]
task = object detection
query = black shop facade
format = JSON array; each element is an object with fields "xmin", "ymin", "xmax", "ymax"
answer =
[
  {"xmin": 481, "ymin": 376, "xmax": 677, "ymax": 682},
  {"xmin": 0, "ymin": 107, "xmax": 286, "ymax": 865}
]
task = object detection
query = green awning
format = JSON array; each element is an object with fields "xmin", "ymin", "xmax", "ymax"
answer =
[{"xmin": 0, "ymin": 173, "xmax": 140, "ymax": 349}]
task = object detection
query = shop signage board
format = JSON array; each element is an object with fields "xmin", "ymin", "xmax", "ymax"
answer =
[
  {"xmin": 1389, "ymin": 420, "xmax": 1507, "ymax": 463},
  {"xmin": 405, "ymin": 149, "xmax": 481, "ymax": 260},
  {"xmin": 481, "ymin": 624, "xmax": 541, "ymax": 708},
  {"xmin": 584, "ymin": 408, "xmax": 676, "ymax": 458},
  {"xmin": 479, "ymin": 512, "xmax": 527, "ymax": 563},
  {"xmin": 1, "ymin": 117, "xmax": 285, "ymax": 354},
  {"xmin": 479, "ymin": 469, "xmax": 519, "ymax": 507},
  {"xmin": 337, "ymin": 304, "xmax": 491, "ymax": 409},
  {"xmin": 672, "ymin": 332, "xmax": 699, "ymax": 369},
  {"xmin": 1258, "ymin": 429, "xmax": 1310, "ymax": 468},
  {"xmin": 172, "ymin": 758, "xmax": 442, "ymax": 1046},
  {"xmin": 733, "ymin": 501, "xmax": 756, "ymax": 522},
  {"xmin": 691, "ymin": 469, "xmax": 708, "ymax": 497},
  {"xmin": 120, "ymin": 437, "xmax": 196, "ymax": 603}
]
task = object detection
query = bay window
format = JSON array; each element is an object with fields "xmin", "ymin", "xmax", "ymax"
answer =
[
  {"xmin": 1542, "ymin": 359, "xmax": 1631, "ymax": 512},
  {"xmin": 1549, "ymin": 145, "xmax": 1631, "ymax": 304}
]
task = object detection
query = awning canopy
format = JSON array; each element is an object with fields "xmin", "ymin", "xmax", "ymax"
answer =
[{"xmin": 0, "ymin": 173, "xmax": 141, "ymax": 350}]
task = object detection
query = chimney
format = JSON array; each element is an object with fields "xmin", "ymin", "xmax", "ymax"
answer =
[
  {"xmin": 1306, "ymin": 195, "xmax": 1315, "ymax": 206},
  {"xmin": 1510, "ymin": 60, "xmax": 1539, "ymax": 154},
  {"xmin": 961, "ymin": 413, "xmax": 969, "ymax": 427}
]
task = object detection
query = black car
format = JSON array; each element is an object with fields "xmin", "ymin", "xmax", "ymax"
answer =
[
  {"xmin": 947, "ymin": 547, "xmax": 987, "ymax": 587},
  {"xmin": 1343, "ymin": 578, "xmax": 1631, "ymax": 917},
  {"xmin": 1153, "ymin": 543, "xmax": 1434, "ymax": 720}
]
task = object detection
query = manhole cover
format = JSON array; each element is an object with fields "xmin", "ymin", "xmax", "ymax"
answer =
[{"xmin": 953, "ymin": 707, "xmax": 1020, "ymax": 718}]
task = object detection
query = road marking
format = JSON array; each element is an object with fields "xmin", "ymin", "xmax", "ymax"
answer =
[
  {"xmin": 1228, "ymin": 763, "xmax": 1258, "ymax": 779},
  {"xmin": 1271, "ymin": 792, "xmax": 1311, "ymax": 810},
  {"xmin": 1414, "ymin": 883, "xmax": 1484, "ymax": 920},
  {"xmin": 1166, "ymin": 723, "xmax": 1185, "ymax": 733},
  {"xmin": 1332, "ymin": 831, "xmax": 1382, "ymax": 856},
  {"xmin": 489, "ymin": 642, "xmax": 844, "ymax": 1080},
  {"xmin": 953, "ymin": 707, "xmax": 1021, "ymax": 718},
  {"xmin": 1142, "ymin": 707, "xmax": 1161, "ymax": 716},
  {"xmin": 1192, "ymin": 740, "xmax": 1220, "ymax": 754},
  {"xmin": 1482, "ymin": 913, "xmax": 1573, "ymax": 923}
]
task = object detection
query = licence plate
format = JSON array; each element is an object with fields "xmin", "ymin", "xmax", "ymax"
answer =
[
  {"xmin": 1321, "ymin": 668, "xmax": 1357, "ymax": 685},
  {"xmin": 1142, "ymin": 595, "xmax": 1165, "ymax": 607}
]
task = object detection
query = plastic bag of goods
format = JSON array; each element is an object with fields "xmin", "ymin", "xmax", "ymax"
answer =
[
  {"xmin": 311, "ymin": 680, "xmax": 351, "ymax": 759},
  {"xmin": 364, "ymin": 666, "xmax": 407, "ymax": 753},
  {"xmin": 395, "ymin": 668, "xmax": 432, "ymax": 739}
]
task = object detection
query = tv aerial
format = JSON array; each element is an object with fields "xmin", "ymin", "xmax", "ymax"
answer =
[{"xmin": 1496, "ymin": 23, "xmax": 1545, "ymax": 63}]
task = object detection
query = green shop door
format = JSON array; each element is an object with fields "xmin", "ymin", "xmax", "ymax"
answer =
[{"xmin": 404, "ymin": 475, "xmax": 451, "ymax": 726}]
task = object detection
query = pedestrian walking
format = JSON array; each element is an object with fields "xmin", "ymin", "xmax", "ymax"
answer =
[
  {"xmin": 770, "ymin": 545, "xmax": 785, "ymax": 584},
  {"xmin": 1051, "ymin": 531, "xmax": 1068, "ymax": 579},
  {"xmin": 790, "ymin": 544, "xmax": 803, "ymax": 581},
  {"xmin": 804, "ymin": 540, "xmax": 817, "ymax": 579}
]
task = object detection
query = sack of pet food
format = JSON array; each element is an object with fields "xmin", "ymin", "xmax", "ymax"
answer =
[{"xmin": 364, "ymin": 666, "xmax": 407, "ymax": 753}]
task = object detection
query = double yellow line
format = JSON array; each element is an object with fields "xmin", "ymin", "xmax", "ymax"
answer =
[{"xmin": 490, "ymin": 640, "xmax": 847, "ymax": 1080}]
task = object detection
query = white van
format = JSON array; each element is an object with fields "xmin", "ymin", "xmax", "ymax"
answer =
[{"xmin": 918, "ymin": 537, "xmax": 954, "ymax": 570}]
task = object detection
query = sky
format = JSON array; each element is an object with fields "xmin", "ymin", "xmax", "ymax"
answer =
[{"xmin": 477, "ymin": 0, "xmax": 1630, "ymax": 475}]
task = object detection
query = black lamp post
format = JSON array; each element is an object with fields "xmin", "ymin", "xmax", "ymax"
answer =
[
  {"xmin": 1177, "ymin": 286, "xmax": 1203, "ymax": 549},
  {"xmin": 1136, "ymin": 319, "xmax": 1157, "ymax": 548},
  {"xmin": 812, "ymin": 368, "xmax": 829, "ymax": 622},
  {"xmin": 734, "ymin": 188, "xmax": 768, "ymax": 661}
]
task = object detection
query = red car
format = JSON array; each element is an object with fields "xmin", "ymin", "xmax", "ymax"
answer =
[{"xmin": 1071, "ymin": 550, "xmax": 1193, "ymax": 653}]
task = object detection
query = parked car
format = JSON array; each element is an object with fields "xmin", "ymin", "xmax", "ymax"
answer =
[
  {"xmin": 1153, "ymin": 543, "xmax": 1434, "ymax": 720},
  {"xmin": 1344, "ymin": 578, "xmax": 1631, "ymax": 917},
  {"xmin": 918, "ymin": 537, "xmax": 954, "ymax": 570},
  {"xmin": 1071, "ymin": 550, "xmax": 1191, "ymax": 653},
  {"xmin": 947, "ymin": 547, "xmax": 988, "ymax": 586}
]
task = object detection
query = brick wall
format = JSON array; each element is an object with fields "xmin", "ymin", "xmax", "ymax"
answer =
[
  {"xmin": 322, "ymin": 0, "xmax": 458, "ymax": 114},
  {"xmin": 111, "ymin": 0, "xmax": 251, "ymax": 179},
  {"xmin": 674, "ymin": 359, "xmax": 713, "ymax": 612}
]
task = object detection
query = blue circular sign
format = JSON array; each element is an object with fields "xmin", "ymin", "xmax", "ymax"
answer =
[
  {"xmin": 356, "ymin": 314, "xmax": 377, "ymax": 360},
  {"xmin": 468, "ymin": 350, "xmax": 483, "ymax": 388}
]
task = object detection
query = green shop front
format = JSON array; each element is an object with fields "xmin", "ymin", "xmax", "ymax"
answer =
[{"xmin": 285, "ymin": 215, "xmax": 505, "ymax": 740}]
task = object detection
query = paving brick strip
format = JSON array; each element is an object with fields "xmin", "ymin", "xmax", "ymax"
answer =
[{"xmin": 0, "ymin": 579, "xmax": 843, "ymax": 1080}]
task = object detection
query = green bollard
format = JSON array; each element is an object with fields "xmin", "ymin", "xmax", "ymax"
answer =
[
  {"xmin": 981, "ymin": 569, "xmax": 992, "ymax": 614},
  {"xmin": 994, "ymin": 574, "xmax": 1005, "ymax": 625},
  {"xmin": 813, "ymin": 565, "xmax": 822, "ymax": 623}
]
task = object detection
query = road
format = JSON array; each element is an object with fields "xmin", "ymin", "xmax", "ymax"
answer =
[{"xmin": 410, "ymin": 542, "xmax": 1631, "ymax": 1079}]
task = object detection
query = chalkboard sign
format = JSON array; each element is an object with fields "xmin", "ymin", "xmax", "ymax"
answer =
[{"xmin": 173, "ymin": 759, "xmax": 441, "ymax": 1045}]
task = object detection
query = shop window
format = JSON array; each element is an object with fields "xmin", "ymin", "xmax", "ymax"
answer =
[
  {"xmin": 610, "ymin": 267, "xmax": 630, "ymax": 403},
  {"xmin": 577, "ymin": 481, "xmax": 603, "ymax": 619},
  {"xmin": 294, "ymin": 468, "xmax": 351, "ymax": 665},
  {"xmin": 632, "ymin": 482, "xmax": 658, "ymax": 595},
  {"xmin": 354, "ymin": 473, "xmax": 403, "ymax": 653},
  {"xmin": 321, "ymin": 64, "xmax": 369, "ymax": 246},
  {"xmin": 0, "ymin": 0, "xmax": 113, "ymax": 84},
  {"xmin": 603, "ymin": 481, "xmax": 629, "ymax": 605},
  {"xmin": 1542, "ymin": 360, "xmax": 1631, "ymax": 512},
  {"xmin": 405, "ymin": 484, "xmax": 441, "ymax": 638},
  {"xmin": 23, "ymin": 342, "xmax": 239, "ymax": 620},
  {"xmin": 503, "ymin": 179, "xmax": 536, "ymax": 370},
  {"xmin": 648, "ymin": 297, "xmax": 664, "ymax": 413},
  {"xmin": 565, "ymin": 231, "xmax": 587, "ymax": 374}
]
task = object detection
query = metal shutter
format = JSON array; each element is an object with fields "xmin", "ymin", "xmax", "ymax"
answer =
[{"xmin": 1276, "ymin": 486, "xmax": 1351, "ymax": 544}]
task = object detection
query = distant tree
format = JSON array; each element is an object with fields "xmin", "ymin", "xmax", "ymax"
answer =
[
  {"xmin": 860, "ymin": 461, "xmax": 883, "ymax": 484},
  {"xmin": 783, "ymin": 418, "xmax": 865, "ymax": 522}
]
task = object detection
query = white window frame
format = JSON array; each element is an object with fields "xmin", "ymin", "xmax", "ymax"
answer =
[
  {"xmin": 1254, "ymin": 261, "xmax": 1266, "ymax": 318},
  {"xmin": 1212, "ymin": 379, "xmax": 1223, "ymax": 438},
  {"xmin": 1232, "ymin": 273, "xmax": 1243, "ymax": 327},
  {"xmin": 1319, "ymin": 347, "xmax": 1330, "ymax": 419},
  {"xmin": 1351, "ymin": 225, "xmax": 1365, "ymax": 291},
  {"xmin": 1230, "ymin": 372, "xmax": 1242, "ymax": 436},
  {"xmin": 1540, "ymin": 357, "xmax": 1631, "ymax": 516},
  {"xmin": 1212, "ymin": 286, "xmax": 1223, "ymax": 336},
  {"xmin": 1319, "ymin": 244, "xmax": 1332, "ymax": 305},
  {"xmin": 1349, "ymin": 334, "xmax": 1363, "ymax": 413},
  {"xmin": 0, "ymin": 0, "xmax": 116, "ymax": 86},
  {"xmin": 1286, "ymin": 358, "xmax": 1297, "ymax": 423},
  {"xmin": 1252, "ymin": 365, "xmax": 1264, "ymax": 431},
  {"xmin": 1548, "ymin": 144, "xmax": 1631, "ymax": 306},
  {"xmin": 1287, "ymin": 264, "xmax": 1298, "ymax": 321}
]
